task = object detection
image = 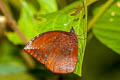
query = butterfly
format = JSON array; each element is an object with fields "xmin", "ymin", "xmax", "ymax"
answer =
[{"xmin": 24, "ymin": 27, "xmax": 78, "ymax": 73}]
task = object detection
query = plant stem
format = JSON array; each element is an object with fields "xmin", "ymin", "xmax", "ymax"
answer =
[
  {"xmin": 0, "ymin": 0, "xmax": 28, "ymax": 43},
  {"xmin": 87, "ymin": 0, "xmax": 98, "ymax": 6},
  {"xmin": 0, "ymin": 0, "xmax": 36, "ymax": 69},
  {"xmin": 87, "ymin": 0, "xmax": 114, "ymax": 32}
]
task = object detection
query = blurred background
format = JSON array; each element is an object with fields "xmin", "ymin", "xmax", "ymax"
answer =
[{"xmin": 0, "ymin": 0, "xmax": 120, "ymax": 80}]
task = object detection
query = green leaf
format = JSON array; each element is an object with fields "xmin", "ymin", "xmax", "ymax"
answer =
[
  {"xmin": 0, "ymin": 40, "xmax": 27, "ymax": 75},
  {"xmin": 0, "ymin": 64, "xmax": 26, "ymax": 75},
  {"xmin": 0, "ymin": 40, "xmax": 18, "ymax": 63},
  {"xmin": 93, "ymin": 0, "xmax": 120, "ymax": 54},
  {"xmin": 36, "ymin": 1, "xmax": 87, "ymax": 76},
  {"xmin": 7, "ymin": 1, "xmax": 39, "ymax": 44},
  {"xmin": 37, "ymin": 0, "xmax": 58, "ymax": 14},
  {"xmin": 74, "ymin": 0, "xmax": 87, "ymax": 76},
  {"xmin": 6, "ymin": 0, "xmax": 87, "ymax": 76},
  {"xmin": 6, "ymin": 0, "xmax": 58, "ymax": 45}
]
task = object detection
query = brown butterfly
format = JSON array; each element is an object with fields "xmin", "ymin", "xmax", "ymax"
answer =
[{"xmin": 24, "ymin": 27, "xmax": 78, "ymax": 73}]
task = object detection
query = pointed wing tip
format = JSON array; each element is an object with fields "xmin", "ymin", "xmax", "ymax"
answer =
[
  {"xmin": 24, "ymin": 40, "xmax": 33, "ymax": 50},
  {"xmin": 24, "ymin": 46, "xmax": 29, "ymax": 53},
  {"xmin": 24, "ymin": 44, "xmax": 29, "ymax": 50}
]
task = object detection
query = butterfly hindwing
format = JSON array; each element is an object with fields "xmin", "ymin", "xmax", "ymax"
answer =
[{"xmin": 45, "ymin": 32, "xmax": 78, "ymax": 73}]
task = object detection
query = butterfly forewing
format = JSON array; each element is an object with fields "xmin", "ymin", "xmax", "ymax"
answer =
[{"xmin": 24, "ymin": 29, "xmax": 78, "ymax": 73}]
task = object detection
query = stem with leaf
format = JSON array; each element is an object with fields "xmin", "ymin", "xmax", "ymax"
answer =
[
  {"xmin": 0, "ymin": 0, "xmax": 36, "ymax": 69},
  {"xmin": 88, "ymin": 0, "xmax": 114, "ymax": 32}
]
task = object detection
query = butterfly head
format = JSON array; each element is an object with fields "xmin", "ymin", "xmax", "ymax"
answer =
[{"xmin": 70, "ymin": 27, "xmax": 78, "ymax": 43}]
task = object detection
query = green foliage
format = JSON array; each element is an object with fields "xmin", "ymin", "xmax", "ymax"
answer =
[
  {"xmin": 0, "ymin": 64, "xmax": 26, "ymax": 75},
  {"xmin": 7, "ymin": 1, "xmax": 38, "ymax": 44},
  {"xmin": 36, "ymin": 1, "xmax": 87, "ymax": 76},
  {"xmin": 93, "ymin": 0, "xmax": 120, "ymax": 54},
  {"xmin": 0, "ymin": 40, "xmax": 26, "ymax": 75},
  {"xmin": 7, "ymin": 0, "xmax": 87, "ymax": 76},
  {"xmin": 1, "ymin": 0, "xmax": 120, "ymax": 79},
  {"xmin": 37, "ymin": 0, "xmax": 58, "ymax": 14},
  {"xmin": 7, "ymin": 0, "xmax": 58, "ymax": 44},
  {"xmin": 83, "ymin": 37, "xmax": 120, "ymax": 80}
]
